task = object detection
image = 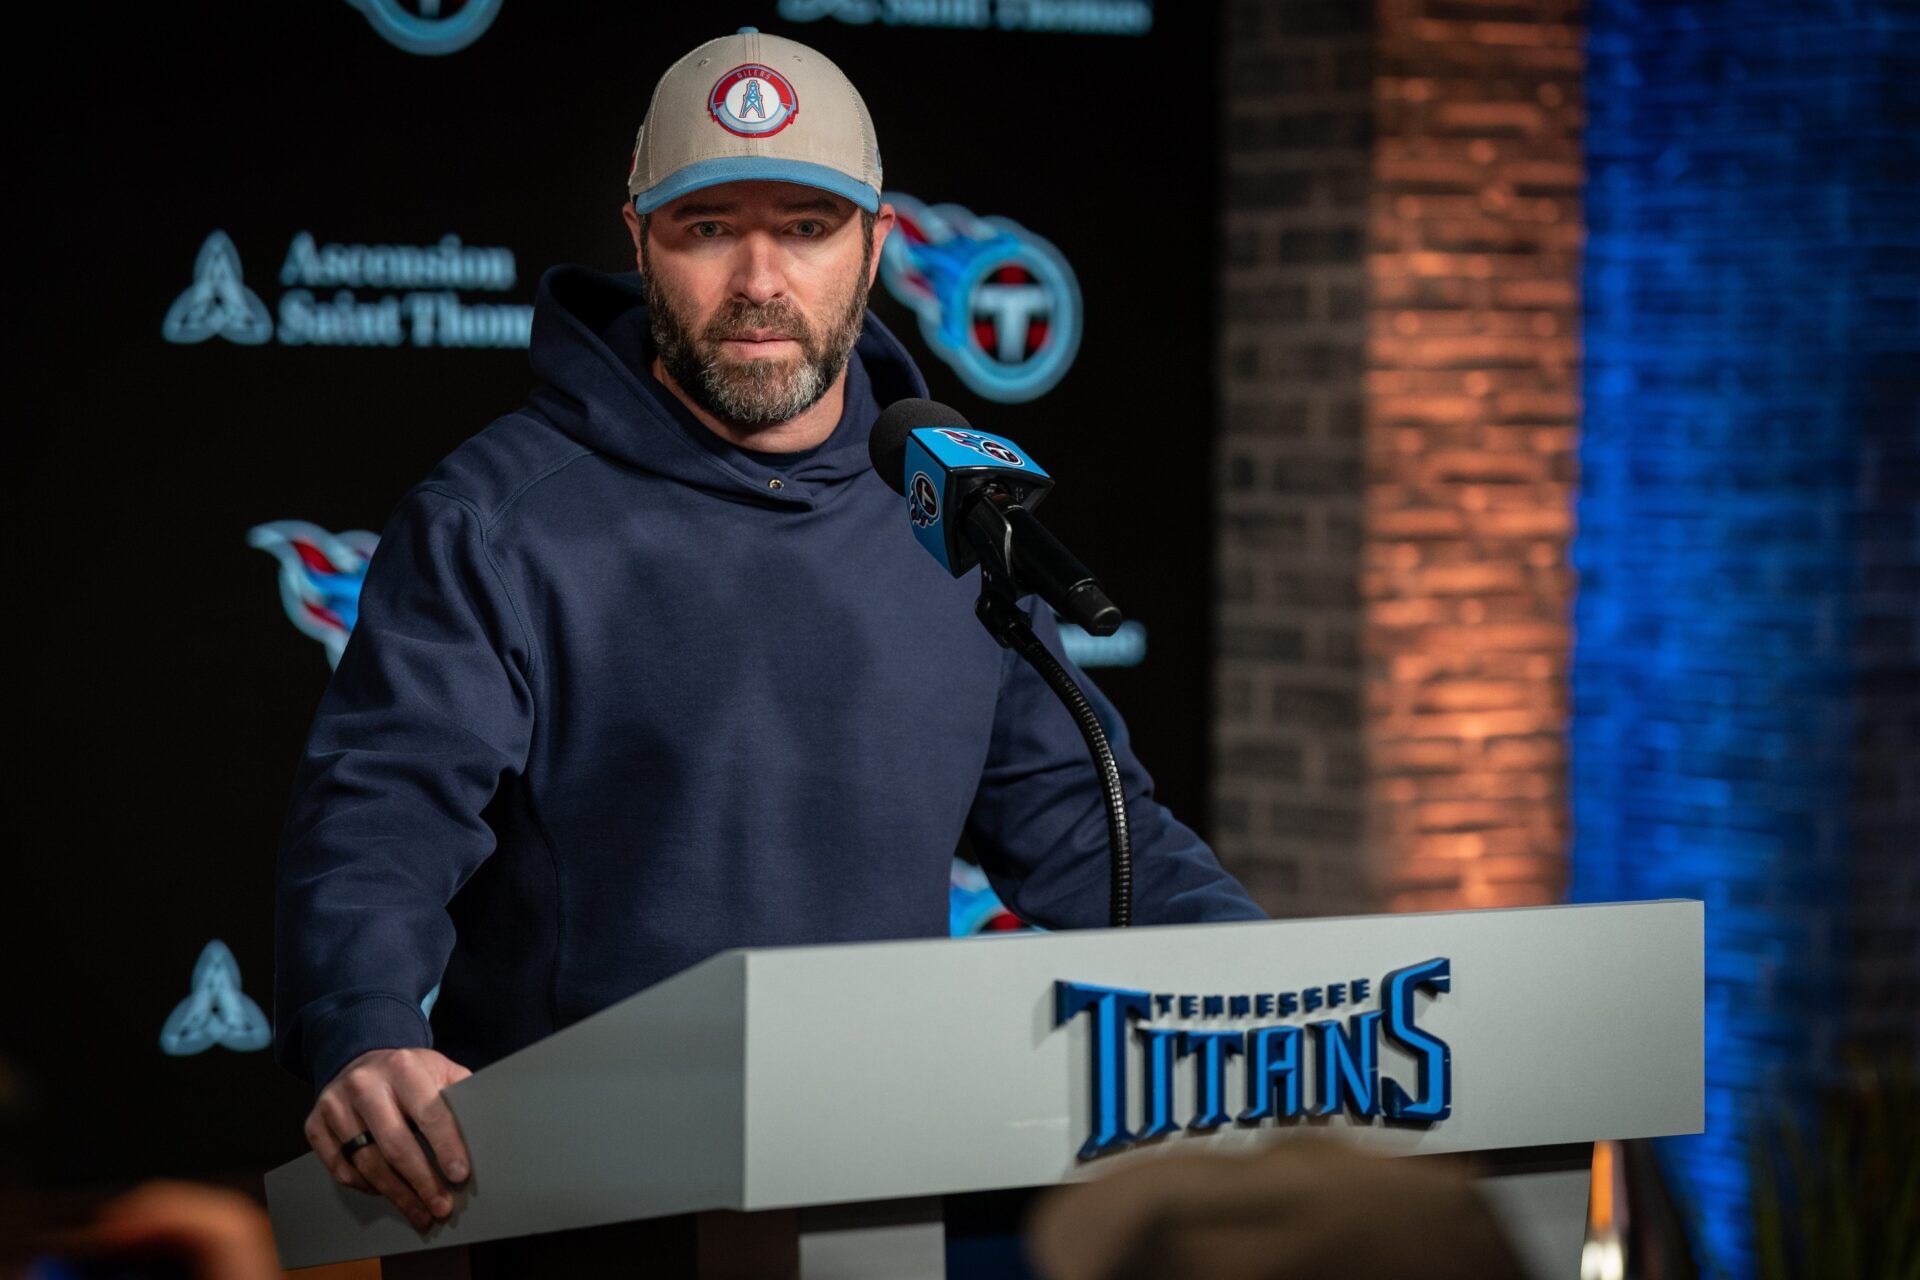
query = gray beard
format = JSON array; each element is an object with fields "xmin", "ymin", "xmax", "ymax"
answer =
[{"xmin": 643, "ymin": 251, "xmax": 871, "ymax": 431}]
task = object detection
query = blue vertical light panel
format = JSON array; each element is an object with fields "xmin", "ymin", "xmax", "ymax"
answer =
[{"xmin": 1574, "ymin": 2, "xmax": 1916, "ymax": 1275}]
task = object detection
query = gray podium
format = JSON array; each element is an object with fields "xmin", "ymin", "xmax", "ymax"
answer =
[{"xmin": 266, "ymin": 900, "xmax": 1703, "ymax": 1278}]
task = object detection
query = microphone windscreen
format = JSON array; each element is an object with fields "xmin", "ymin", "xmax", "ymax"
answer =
[{"xmin": 869, "ymin": 398, "xmax": 972, "ymax": 495}]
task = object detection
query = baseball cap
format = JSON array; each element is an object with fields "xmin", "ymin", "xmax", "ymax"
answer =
[{"xmin": 627, "ymin": 27, "xmax": 883, "ymax": 215}]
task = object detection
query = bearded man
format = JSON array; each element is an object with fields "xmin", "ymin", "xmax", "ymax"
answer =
[{"xmin": 273, "ymin": 28, "xmax": 1264, "ymax": 1232}]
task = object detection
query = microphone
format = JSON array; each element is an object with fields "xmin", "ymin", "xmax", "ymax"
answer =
[{"xmin": 869, "ymin": 398, "xmax": 1122, "ymax": 636}]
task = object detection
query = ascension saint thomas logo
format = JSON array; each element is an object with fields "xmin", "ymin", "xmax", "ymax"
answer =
[
  {"xmin": 159, "ymin": 940, "xmax": 270, "ymax": 1056},
  {"xmin": 163, "ymin": 231, "xmax": 272, "ymax": 346}
]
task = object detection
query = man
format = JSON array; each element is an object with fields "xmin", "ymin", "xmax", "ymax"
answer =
[{"xmin": 274, "ymin": 28, "xmax": 1264, "ymax": 1232}]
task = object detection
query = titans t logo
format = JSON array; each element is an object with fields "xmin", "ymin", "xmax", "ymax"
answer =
[
  {"xmin": 343, "ymin": 0, "xmax": 503, "ymax": 56},
  {"xmin": 879, "ymin": 194, "xmax": 1083, "ymax": 403}
]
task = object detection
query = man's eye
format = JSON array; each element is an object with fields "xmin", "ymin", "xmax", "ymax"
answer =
[
  {"xmin": 792, "ymin": 220, "xmax": 823, "ymax": 237},
  {"xmin": 692, "ymin": 222, "xmax": 722, "ymax": 238}
]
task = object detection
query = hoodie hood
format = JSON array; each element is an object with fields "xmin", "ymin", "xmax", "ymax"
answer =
[{"xmin": 523, "ymin": 264, "xmax": 927, "ymax": 508}]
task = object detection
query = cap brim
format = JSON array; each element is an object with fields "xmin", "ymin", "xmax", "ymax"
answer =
[{"xmin": 631, "ymin": 157, "xmax": 881, "ymax": 214}]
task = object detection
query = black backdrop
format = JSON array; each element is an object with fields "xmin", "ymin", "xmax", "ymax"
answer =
[{"xmin": 13, "ymin": 0, "xmax": 1217, "ymax": 1185}]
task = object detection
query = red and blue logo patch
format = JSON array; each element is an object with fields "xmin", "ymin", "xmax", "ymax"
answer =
[{"xmin": 709, "ymin": 64, "xmax": 799, "ymax": 138}]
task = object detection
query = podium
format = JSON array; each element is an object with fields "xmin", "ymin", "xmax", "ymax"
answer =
[{"xmin": 266, "ymin": 900, "xmax": 1703, "ymax": 1278}]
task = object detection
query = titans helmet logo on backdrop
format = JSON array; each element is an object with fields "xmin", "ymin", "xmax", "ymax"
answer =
[
  {"xmin": 1055, "ymin": 957, "xmax": 1454, "ymax": 1158},
  {"xmin": 878, "ymin": 195, "xmax": 1082, "ymax": 403},
  {"xmin": 949, "ymin": 859, "xmax": 1028, "ymax": 935},
  {"xmin": 343, "ymin": 0, "xmax": 503, "ymax": 56},
  {"xmin": 160, "ymin": 940, "xmax": 270, "ymax": 1057},
  {"xmin": 248, "ymin": 521, "xmax": 380, "ymax": 668},
  {"xmin": 709, "ymin": 64, "xmax": 800, "ymax": 137}
]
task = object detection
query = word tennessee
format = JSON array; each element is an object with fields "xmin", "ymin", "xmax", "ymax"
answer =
[{"xmin": 1054, "ymin": 957, "xmax": 1452, "ymax": 1158}]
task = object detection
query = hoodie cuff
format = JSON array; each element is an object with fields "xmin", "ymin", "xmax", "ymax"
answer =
[{"xmin": 306, "ymin": 993, "xmax": 433, "ymax": 1093}]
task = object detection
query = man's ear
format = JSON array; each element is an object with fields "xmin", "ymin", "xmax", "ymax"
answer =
[
  {"xmin": 621, "ymin": 201, "xmax": 644, "ymax": 266},
  {"xmin": 868, "ymin": 203, "xmax": 897, "ymax": 288}
]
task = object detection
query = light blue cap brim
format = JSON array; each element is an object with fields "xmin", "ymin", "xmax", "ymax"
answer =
[{"xmin": 631, "ymin": 156, "xmax": 881, "ymax": 214}]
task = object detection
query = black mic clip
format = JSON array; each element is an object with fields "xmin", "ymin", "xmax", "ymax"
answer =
[{"xmin": 961, "ymin": 484, "xmax": 1124, "ymax": 639}]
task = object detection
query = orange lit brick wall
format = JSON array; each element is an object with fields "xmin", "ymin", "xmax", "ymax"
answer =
[
  {"xmin": 1214, "ymin": 0, "xmax": 1583, "ymax": 917},
  {"xmin": 1364, "ymin": 0, "xmax": 1583, "ymax": 911}
]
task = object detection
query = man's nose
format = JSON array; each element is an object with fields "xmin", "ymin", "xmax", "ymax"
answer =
[{"xmin": 731, "ymin": 232, "xmax": 788, "ymax": 306}]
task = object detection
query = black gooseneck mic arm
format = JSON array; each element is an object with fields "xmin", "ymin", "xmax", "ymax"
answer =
[{"xmin": 963, "ymin": 485, "xmax": 1133, "ymax": 929}]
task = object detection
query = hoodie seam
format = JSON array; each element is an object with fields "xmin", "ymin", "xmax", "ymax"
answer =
[
  {"xmin": 414, "ymin": 485, "xmax": 542, "ymax": 692},
  {"xmin": 474, "ymin": 437, "xmax": 598, "ymax": 533},
  {"xmin": 412, "ymin": 482, "xmax": 565, "ymax": 1037}
]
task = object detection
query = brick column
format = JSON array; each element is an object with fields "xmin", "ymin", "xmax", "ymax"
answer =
[
  {"xmin": 1213, "ymin": 0, "xmax": 1376, "ymax": 916},
  {"xmin": 1213, "ymin": 0, "xmax": 1582, "ymax": 919},
  {"xmin": 1365, "ymin": 0, "xmax": 1583, "ymax": 910}
]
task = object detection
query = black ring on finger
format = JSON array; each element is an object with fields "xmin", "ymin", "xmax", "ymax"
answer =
[{"xmin": 341, "ymin": 1129, "xmax": 377, "ymax": 1159}]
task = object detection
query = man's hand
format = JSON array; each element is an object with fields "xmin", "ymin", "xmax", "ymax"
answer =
[{"xmin": 304, "ymin": 1047, "xmax": 473, "ymax": 1231}]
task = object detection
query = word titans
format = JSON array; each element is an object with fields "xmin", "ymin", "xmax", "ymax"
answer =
[{"xmin": 1054, "ymin": 957, "xmax": 1453, "ymax": 1158}]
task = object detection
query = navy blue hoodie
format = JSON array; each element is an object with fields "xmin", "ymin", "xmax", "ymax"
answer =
[{"xmin": 273, "ymin": 264, "xmax": 1264, "ymax": 1090}]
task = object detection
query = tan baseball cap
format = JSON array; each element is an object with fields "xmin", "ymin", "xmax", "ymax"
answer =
[{"xmin": 627, "ymin": 27, "xmax": 883, "ymax": 215}]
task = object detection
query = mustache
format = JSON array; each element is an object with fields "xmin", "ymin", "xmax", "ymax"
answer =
[{"xmin": 700, "ymin": 298, "xmax": 815, "ymax": 349}]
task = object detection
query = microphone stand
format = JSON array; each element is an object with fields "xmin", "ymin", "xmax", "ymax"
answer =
[{"xmin": 966, "ymin": 494, "xmax": 1133, "ymax": 929}]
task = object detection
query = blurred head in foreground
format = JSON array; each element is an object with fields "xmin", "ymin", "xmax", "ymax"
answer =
[{"xmin": 1027, "ymin": 1135, "xmax": 1528, "ymax": 1280}]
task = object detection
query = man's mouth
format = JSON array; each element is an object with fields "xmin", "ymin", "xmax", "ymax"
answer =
[{"xmin": 720, "ymin": 335, "xmax": 799, "ymax": 359}]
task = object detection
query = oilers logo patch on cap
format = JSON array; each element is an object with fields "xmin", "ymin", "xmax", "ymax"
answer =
[
  {"xmin": 709, "ymin": 64, "xmax": 798, "ymax": 137},
  {"xmin": 628, "ymin": 29, "xmax": 883, "ymax": 215}
]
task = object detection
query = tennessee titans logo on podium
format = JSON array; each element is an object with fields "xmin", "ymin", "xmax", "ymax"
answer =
[
  {"xmin": 343, "ymin": 0, "xmax": 503, "ymax": 56},
  {"xmin": 879, "ymin": 194, "xmax": 1082, "ymax": 403},
  {"xmin": 909, "ymin": 471, "xmax": 940, "ymax": 528},
  {"xmin": 160, "ymin": 940, "xmax": 270, "ymax": 1056},
  {"xmin": 709, "ymin": 64, "xmax": 799, "ymax": 137},
  {"xmin": 162, "ymin": 231, "xmax": 273, "ymax": 346},
  {"xmin": 248, "ymin": 521, "xmax": 380, "ymax": 668}
]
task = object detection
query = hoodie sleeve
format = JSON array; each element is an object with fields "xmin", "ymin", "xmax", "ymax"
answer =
[
  {"xmin": 964, "ymin": 600, "xmax": 1267, "ymax": 929},
  {"xmin": 273, "ymin": 486, "xmax": 536, "ymax": 1090}
]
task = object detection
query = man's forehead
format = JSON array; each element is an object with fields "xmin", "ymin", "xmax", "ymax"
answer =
[{"xmin": 660, "ymin": 182, "xmax": 853, "ymax": 220}]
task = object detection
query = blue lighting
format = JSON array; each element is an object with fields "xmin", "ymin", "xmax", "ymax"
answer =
[{"xmin": 1573, "ymin": 4, "xmax": 1903, "ymax": 1272}]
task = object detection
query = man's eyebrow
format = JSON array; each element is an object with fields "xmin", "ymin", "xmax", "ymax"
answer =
[
  {"xmin": 775, "ymin": 196, "xmax": 845, "ymax": 215},
  {"xmin": 667, "ymin": 200, "xmax": 741, "ymax": 221},
  {"xmin": 667, "ymin": 195, "xmax": 846, "ymax": 221}
]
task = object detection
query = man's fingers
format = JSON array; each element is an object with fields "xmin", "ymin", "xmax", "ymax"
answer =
[
  {"xmin": 348, "ymin": 1144, "xmax": 434, "ymax": 1230},
  {"xmin": 358, "ymin": 1089, "xmax": 453, "ymax": 1218},
  {"xmin": 323, "ymin": 1103, "xmax": 431, "ymax": 1228},
  {"xmin": 396, "ymin": 1073, "xmax": 472, "ymax": 1184},
  {"xmin": 304, "ymin": 1110, "xmax": 374, "ymax": 1193},
  {"xmin": 301, "ymin": 1048, "xmax": 475, "ymax": 1228}
]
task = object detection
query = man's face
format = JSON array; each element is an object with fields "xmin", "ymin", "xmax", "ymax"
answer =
[{"xmin": 626, "ymin": 181, "xmax": 887, "ymax": 431}]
